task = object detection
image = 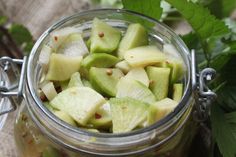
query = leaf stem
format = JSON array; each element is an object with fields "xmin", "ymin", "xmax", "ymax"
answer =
[
  {"xmin": 0, "ymin": 39, "xmax": 14, "ymax": 58},
  {"xmin": 0, "ymin": 26, "xmax": 23, "ymax": 58},
  {"xmin": 200, "ymin": 40, "xmax": 211, "ymax": 67}
]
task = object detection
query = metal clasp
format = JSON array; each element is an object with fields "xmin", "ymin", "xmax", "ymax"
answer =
[
  {"xmin": 191, "ymin": 50, "xmax": 217, "ymax": 121},
  {"xmin": 0, "ymin": 56, "xmax": 27, "ymax": 116}
]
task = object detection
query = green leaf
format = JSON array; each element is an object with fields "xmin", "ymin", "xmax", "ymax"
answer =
[
  {"xmin": 224, "ymin": 18, "xmax": 236, "ymax": 41},
  {"xmin": 0, "ymin": 16, "xmax": 7, "ymax": 25},
  {"xmin": 220, "ymin": 57, "xmax": 236, "ymax": 85},
  {"xmin": 8, "ymin": 24, "xmax": 33, "ymax": 46},
  {"xmin": 212, "ymin": 57, "xmax": 236, "ymax": 111},
  {"xmin": 207, "ymin": 0, "xmax": 236, "ymax": 18},
  {"xmin": 229, "ymin": 41, "xmax": 236, "ymax": 54},
  {"xmin": 181, "ymin": 32, "xmax": 201, "ymax": 50},
  {"xmin": 23, "ymin": 41, "xmax": 34, "ymax": 54},
  {"xmin": 225, "ymin": 111, "xmax": 236, "ymax": 124},
  {"xmin": 217, "ymin": 86, "xmax": 236, "ymax": 112},
  {"xmin": 122, "ymin": 0, "xmax": 163, "ymax": 20},
  {"xmin": 211, "ymin": 103, "xmax": 236, "ymax": 157},
  {"xmin": 209, "ymin": 53, "xmax": 231, "ymax": 71},
  {"xmin": 165, "ymin": 0, "xmax": 230, "ymax": 40}
]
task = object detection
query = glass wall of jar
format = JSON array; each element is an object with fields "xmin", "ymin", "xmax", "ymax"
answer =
[{"xmin": 13, "ymin": 9, "xmax": 198, "ymax": 157}]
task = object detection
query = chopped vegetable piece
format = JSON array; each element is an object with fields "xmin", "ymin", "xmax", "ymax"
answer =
[
  {"xmin": 152, "ymin": 98, "xmax": 178, "ymax": 121},
  {"xmin": 38, "ymin": 45, "xmax": 52, "ymax": 66},
  {"xmin": 116, "ymin": 77, "xmax": 156, "ymax": 104},
  {"xmin": 43, "ymin": 102, "xmax": 54, "ymax": 112},
  {"xmin": 172, "ymin": 83, "xmax": 183, "ymax": 102},
  {"xmin": 139, "ymin": 105, "xmax": 158, "ymax": 127},
  {"xmin": 46, "ymin": 53, "xmax": 82, "ymax": 81},
  {"xmin": 50, "ymin": 87, "xmax": 106, "ymax": 125},
  {"xmin": 88, "ymin": 102, "xmax": 112, "ymax": 128},
  {"xmin": 109, "ymin": 97, "xmax": 148, "ymax": 133},
  {"xmin": 166, "ymin": 59, "xmax": 185, "ymax": 83},
  {"xmin": 54, "ymin": 110, "xmax": 77, "ymax": 126},
  {"xmin": 118, "ymin": 23, "xmax": 148, "ymax": 59},
  {"xmin": 81, "ymin": 53, "xmax": 119, "ymax": 70},
  {"xmin": 90, "ymin": 18, "xmax": 121, "ymax": 54},
  {"xmin": 50, "ymin": 27, "xmax": 79, "ymax": 50},
  {"xmin": 68, "ymin": 72, "xmax": 83, "ymax": 88},
  {"xmin": 115, "ymin": 60, "xmax": 131, "ymax": 74},
  {"xmin": 41, "ymin": 82, "xmax": 57, "ymax": 101},
  {"xmin": 146, "ymin": 66, "xmax": 171, "ymax": 100},
  {"xmin": 82, "ymin": 79, "xmax": 93, "ymax": 88},
  {"xmin": 58, "ymin": 33, "xmax": 89, "ymax": 57},
  {"xmin": 89, "ymin": 67, "xmax": 124, "ymax": 97},
  {"xmin": 124, "ymin": 67, "xmax": 149, "ymax": 87},
  {"xmin": 124, "ymin": 46, "xmax": 167, "ymax": 67}
]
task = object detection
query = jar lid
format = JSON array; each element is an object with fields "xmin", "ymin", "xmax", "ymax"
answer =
[{"xmin": 0, "ymin": 68, "xmax": 10, "ymax": 130}]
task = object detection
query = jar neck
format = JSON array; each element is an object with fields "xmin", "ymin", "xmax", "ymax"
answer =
[{"xmin": 25, "ymin": 82, "xmax": 193, "ymax": 156}]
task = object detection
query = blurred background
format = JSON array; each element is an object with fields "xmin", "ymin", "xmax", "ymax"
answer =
[{"xmin": 0, "ymin": 0, "xmax": 235, "ymax": 157}]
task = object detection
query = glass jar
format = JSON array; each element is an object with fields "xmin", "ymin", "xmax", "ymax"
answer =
[{"xmin": 0, "ymin": 9, "xmax": 216, "ymax": 157}]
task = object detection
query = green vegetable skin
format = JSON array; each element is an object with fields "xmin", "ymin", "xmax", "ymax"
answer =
[
  {"xmin": 81, "ymin": 53, "xmax": 119, "ymax": 69},
  {"xmin": 172, "ymin": 83, "xmax": 183, "ymax": 102},
  {"xmin": 124, "ymin": 45, "xmax": 167, "ymax": 67},
  {"xmin": 118, "ymin": 23, "xmax": 148, "ymax": 59},
  {"xmin": 90, "ymin": 18, "xmax": 121, "ymax": 54},
  {"xmin": 89, "ymin": 67, "xmax": 124, "ymax": 97},
  {"xmin": 110, "ymin": 97, "xmax": 149, "ymax": 133},
  {"xmin": 146, "ymin": 66, "xmax": 171, "ymax": 100},
  {"xmin": 41, "ymin": 17, "xmax": 186, "ymax": 134}
]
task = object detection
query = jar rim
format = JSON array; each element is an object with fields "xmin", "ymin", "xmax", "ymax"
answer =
[{"xmin": 26, "ymin": 8, "xmax": 192, "ymax": 139}]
